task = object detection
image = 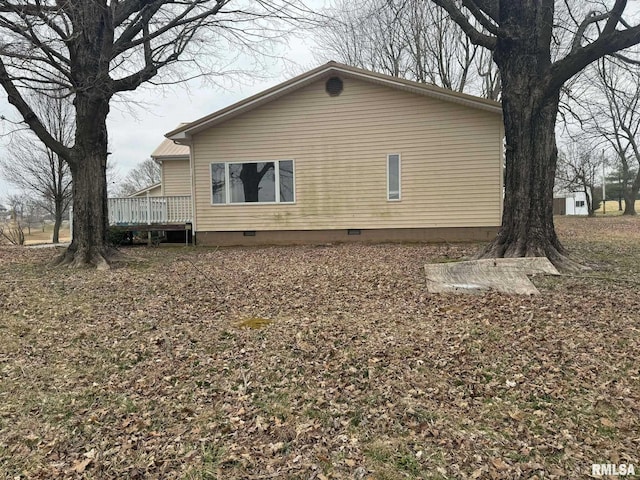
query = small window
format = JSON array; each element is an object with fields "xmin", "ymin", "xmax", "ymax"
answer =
[
  {"xmin": 387, "ymin": 154, "xmax": 401, "ymax": 201},
  {"xmin": 211, "ymin": 160, "xmax": 295, "ymax": 205},
  {"xmin": 576, "ymin": 200, "xmax": 585, "ymax": 208},
  {"xmin": 211, "ymin": 163, "xmax": 226, "ymax": 204},
  {"xmin": 279, "ymin": 160, "xmax": 295, "ymax": 202}
]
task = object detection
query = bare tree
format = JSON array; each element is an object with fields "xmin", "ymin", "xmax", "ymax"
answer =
[
  {"xmin": 0, "ymin": 221, "xmax": 24, "ymax": 245},
  {"xmin": 580, "ymin": 57, "xmax": 640, "ymax": 215},
  {"xmin": 431, "ymin": 0, "xmax": 640, "ymax": 269},
  {"xmin": 5, "ymin": 193, "xmax": 24, "ymax": 220},
  {"xmin": 1, "ymin": 92, "xmax": 73, "ymax": 243},
  {"xmin": 314, "ymin": 0, "xmax": 493, "ymax": 95},
  {"xmin": 0, "ymin": 0, "xmax": 315, "ymax": 268},
  {"xmin": 556, "ymin": 143, "xmax": 604, "ymax": 216},
  {"xmin": 117, "ymin": 159, "xmax": 161, "ymax": 197},
  {"xmin": 22, "ymin": 195, "xmax": 44, "ymax": 235}
]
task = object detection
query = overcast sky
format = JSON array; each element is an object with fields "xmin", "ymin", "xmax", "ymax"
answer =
[{"xmin": 0, "ymin": 1, "xmax": 329, "ymax": 202}]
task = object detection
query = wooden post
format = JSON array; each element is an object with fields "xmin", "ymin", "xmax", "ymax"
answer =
[{"xmin": 146, "ymin": 192, "xmax": 152, "ymax": 225}]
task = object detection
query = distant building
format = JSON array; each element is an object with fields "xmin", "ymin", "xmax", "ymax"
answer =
[{"xmin": 554, "ymin": 191, "xmax": 590, "ymax": 215}]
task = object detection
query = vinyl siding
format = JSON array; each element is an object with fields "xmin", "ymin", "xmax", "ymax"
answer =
[
  {"xmin": 191, "ymin": 76, "xmax": 503, "ymax": 232},
  {"xmin": 130, "ymin": 185, "xmax": 162, "ymax": 197},
  {"xmin": 161, "ymin": 159, "xmax": 191, "ymax": 196}
]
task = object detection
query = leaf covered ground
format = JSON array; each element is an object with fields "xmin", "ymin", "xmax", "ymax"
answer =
[{"xmin": 1, "ymin": 217, "xmax": 639, "ymax": 479}]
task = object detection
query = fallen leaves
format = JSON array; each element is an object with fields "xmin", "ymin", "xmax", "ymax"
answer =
[{"xmin": 0, "ymin": 217, "xmax": 639, "ymax": 478}]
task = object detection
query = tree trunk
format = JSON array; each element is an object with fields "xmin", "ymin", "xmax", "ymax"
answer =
[
  {"xmin": 479, "ymin": 89, "xmax": 568, "ymax": 264},
  {"xmin": 478, "ymin": 9, "xmax": 581, "ymax": 271},
  {"xmin": 54, "ymin": 95, "xmax": 112, "ymax": 269},
  {"xmin": 622, "ymin": 190, "xmax": 637, "ymax": 215},
  {"xmin": 586, "ymin": 187, "xmax": 595, "ymax": 217},
  {"xmin": 240, "ymin": 163, "xmax": 273, "ymax": 202},
  {"xmin": 52, "ymin": 198, "xmax": 63, "ymax": 243}
]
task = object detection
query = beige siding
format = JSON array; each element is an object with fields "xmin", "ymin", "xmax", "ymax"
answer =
[
  {"xmin": 161, "ymin": 159, "xmax": 191, "ymax": 196},
  {"xmin": 191, "ymin": 77, "xmax": 503, "ymax": 232},
  {"xmin": 131, "ymin": 184, "xmax": 162, "ymax": 197}
]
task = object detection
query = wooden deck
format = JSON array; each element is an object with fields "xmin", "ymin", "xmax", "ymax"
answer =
[{"xmin": 108, "ymin": 195, "xmax": 192, "ymax": 227}]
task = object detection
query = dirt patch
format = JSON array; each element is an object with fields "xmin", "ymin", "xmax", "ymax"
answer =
[{"xmin": 0, "ymin": 216, "xmax": 638, "ymax": 479}]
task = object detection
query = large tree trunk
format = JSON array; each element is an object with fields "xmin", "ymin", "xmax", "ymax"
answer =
[
  {"xmin": 479, "ymin": 89, "xmax": 568, "ymax": 265},
  {"xmin": 478, "ymin": 4, "xmax": 580, "ymax": 271},
  {"xmin": 54, "ymin": 95, "xmax": 112, "ymax": 269}
]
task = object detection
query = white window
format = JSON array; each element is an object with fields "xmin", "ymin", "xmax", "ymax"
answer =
[
  {"xmin": 387, "ymin": 153, "xmax": 401, "ymax": 201},
  {"xmin": 211, "ymin": 160, "xmax": 295, "ymax": 205},
  {"xmin": 576, "ymin": 200, "xmax": 585, "ymax": 208}
]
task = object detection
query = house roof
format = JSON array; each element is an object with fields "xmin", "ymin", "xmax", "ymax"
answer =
[
  {"xmin": 152, "ymin": 125, "xmax": 190, "ymax": 159},
  {"xmin": 166, "ymin": 61, "xmax": 502, "ymax": 142},
  {"xmin": 128, "ymin": 182, "xmax": 162, "ymax": 197}
]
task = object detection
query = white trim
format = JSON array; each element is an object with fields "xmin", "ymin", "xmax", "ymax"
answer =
[
  {"xmin": 210, "ymin": 160, "xmax": 296, "ymax": 206},
  {"xmin": 188, "ymin": 150, "xmax": 196, "ymax": 236},
  {"xmin": 128, "ymin": 183, "xmax": 162, "ymax": 198},
  {"xmin": 387, "ymin": 153, "xmax": 401, "ymax": 201},
  {"xmin": 152, "ymin": 155, "xmax": 190, "ymax": 162}
]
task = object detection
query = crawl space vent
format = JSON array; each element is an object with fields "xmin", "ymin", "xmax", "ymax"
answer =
[{"xmin": 325, "ymin": 76, "xmax": 344, "ymax": 96}]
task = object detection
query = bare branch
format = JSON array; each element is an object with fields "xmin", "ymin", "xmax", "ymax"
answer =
[
  {"xmin": 0, "ymin": 58, "xmax": 72, "ymax": 161},
  {"xmin": 550, "ymin": 23, "xmax": 640, "ymax": 93},
  {"xmin": 431, "ymin": 0, "xmax": 496, "ymax": 49}
]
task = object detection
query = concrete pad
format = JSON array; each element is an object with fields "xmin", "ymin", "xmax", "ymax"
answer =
[{"xmin": 424, "ymin": 257, "xmax": 560, "ymax": 295}]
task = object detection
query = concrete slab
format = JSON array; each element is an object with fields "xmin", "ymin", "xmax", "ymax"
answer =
[{"xmin": 424, "ymin": 257, "xmax": 560, "ymax": 295}]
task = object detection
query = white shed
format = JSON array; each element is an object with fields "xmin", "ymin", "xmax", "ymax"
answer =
[{"xmin": 564, "ymin": 191, "xmax": 589, "ymax": 215}]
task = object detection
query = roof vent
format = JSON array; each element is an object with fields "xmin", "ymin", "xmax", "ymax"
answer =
[{"xmin": 325, "ymin": 76, "xmax": 343, "ymax": 96}]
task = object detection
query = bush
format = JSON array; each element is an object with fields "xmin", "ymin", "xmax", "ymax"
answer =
[
  {"xmin": 108, "ymin": 227, "xmax": 132, "ymax": 246},
  {"xmin": 0, "ymin": 222, "xmax": 25, "ymax": 245}
]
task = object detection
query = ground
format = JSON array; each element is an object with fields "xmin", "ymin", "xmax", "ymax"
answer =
[
  {"xmin": 0, "ymin": 217, "xmax": 638, "ymax": 479},
  {"xmin": 595, "ymin": 200, "xmax": 640, "ymax": 215},
  {"xmin": 0, "ymin": 221, "xmax": 71, "ymax": 246}
]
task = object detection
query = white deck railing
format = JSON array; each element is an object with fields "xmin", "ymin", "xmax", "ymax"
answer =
[{"xmin": 108, "ymin": 196, "xmax": 192, "ymax": 226}]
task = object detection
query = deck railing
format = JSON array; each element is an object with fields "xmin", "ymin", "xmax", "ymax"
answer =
[{"xmin": 108, "ymin": 195, "xmax": 192, "ymax": 226}]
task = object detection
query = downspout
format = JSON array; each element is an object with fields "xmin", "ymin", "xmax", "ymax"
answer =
[{"xmin": 187, "ymin": 138, "xmax": 196, "ymax": 245}]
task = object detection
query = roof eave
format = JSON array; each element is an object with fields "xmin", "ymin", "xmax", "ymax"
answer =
[
  {"xmin": 166, "ymin": 61, "xmax": 502, "ymax": 141},
  {"xmin": 152, "ymin": 154, "xmax": 190, "ymax": 162}
]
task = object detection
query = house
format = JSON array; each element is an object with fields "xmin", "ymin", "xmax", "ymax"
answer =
[
  {"xmin": 553, "ymin": 191, "xmax": 590, "ymax": 215},
  {"xmin": 110, "ymin": 61, "xmax": 504, "ymax": 245},
  {"xmin": 150, "ymin": 131, "xmax": 191, "ymax": 198},
  {"xmin": 108, "ymin": 143, "xmax": 191, "ymax": 231},
  {"xmin": 129, "ymin": 183, "xmax": 162, "ymax": 197}
]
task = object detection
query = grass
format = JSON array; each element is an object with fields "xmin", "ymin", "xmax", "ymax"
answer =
[
  {"xmin": 595, "ymin": 199, "xmax": 640, "ymax": 215},
  {"xmin": 2, "ymin": 220, "xmax": 71, "ymax": 245},
  {"xmin": 0, "ymin": 216, "xmax": 639, "ymax": 479}
]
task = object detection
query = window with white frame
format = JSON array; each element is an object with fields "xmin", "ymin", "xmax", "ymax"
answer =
[
  {"xmin": 211, "ymin": 160, "xmax": 295, "ymax": 204},
  {"xmin": 387, "ymin": 154, "xmax": 401, "ymax": 201}
]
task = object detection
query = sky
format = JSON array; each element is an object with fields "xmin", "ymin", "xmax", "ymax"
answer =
[
  {"xmin": 0, "ymin": 1, "xmax": 330, "ymax": 203},
  {"xmin": 102, "ymin": 34, "xmax": 323, "ymax": 190},
  {"xmin": 1, "ymin": 1, "xmax": 639, "ymax": 204}
]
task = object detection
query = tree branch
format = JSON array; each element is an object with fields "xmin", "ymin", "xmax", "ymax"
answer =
[
  {"xmin": 602, "ymin": 0, "xmax": 627, "ymax": 36},
  {"xmin": 431, "ymin": 0, "xmax": 496, "ymax": 50},
  {"xmin": 0, "ymin": 57, "xmax": 72, "ymax": 161},
  {"xmin": 461, "ymin": 0, "xmax": 498, "ymax": 36},
  {"xmin": 549, "ymin": 24, "xmax": 640, "ymax": 93},
  {"xmin": 571, "ymin": 10, "xmax": 609, "ymax": 53}
]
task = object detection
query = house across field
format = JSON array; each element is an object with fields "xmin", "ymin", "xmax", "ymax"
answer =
[{"xmin": 109, "ymin": 61, "xmax": 505, "ymax": 246}]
